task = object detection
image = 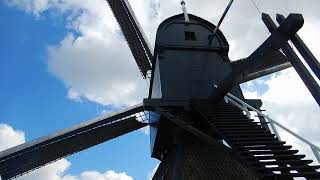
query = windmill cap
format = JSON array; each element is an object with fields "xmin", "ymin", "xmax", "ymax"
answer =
[{"xmin": 180, "ymin": 0, "xmax": 186, "ymax": 5}]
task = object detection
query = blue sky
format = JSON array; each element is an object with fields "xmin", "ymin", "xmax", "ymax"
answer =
[
  {"xmin": 0, "ymin": 0, "xmax": 319, "ymax": 179},
  {"xmin": 0, "ymin": 2, "xmax": 158, "ymax": 179}
]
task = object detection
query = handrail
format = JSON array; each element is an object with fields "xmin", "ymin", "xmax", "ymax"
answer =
[
  {"xmin": 223, "ymin": 96, "xmax": 281, "ymax": 140},
  {"xmin": 224, "ymin": 92, "xmax": 320, "ymax": 156}
]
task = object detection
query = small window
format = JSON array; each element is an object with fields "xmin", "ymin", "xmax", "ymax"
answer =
[{"xmin": 184, "ymin": 31, "xmax": 196, "ymax": 41}]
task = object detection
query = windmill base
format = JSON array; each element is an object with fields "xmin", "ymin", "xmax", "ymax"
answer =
[{"xmin": 152, "ymin": 134, "xmax": 261, "ymax": 180}]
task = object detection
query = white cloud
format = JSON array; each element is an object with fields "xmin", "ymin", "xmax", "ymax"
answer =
[
  {"xmin": 45, "ymin": 0, "xmax": 150, "ymax": 106},
  {"xmin": 14, "ymin": 164, "xmax": 134, "ymax": 180},
  {"xmin": 14, "ymin": 164, "xmax": 133, "ymax": 180},
  {"xmin": 15, "ymin": 159, "xmax": 74, "ymax": 180},
  {"xmin": 0, "ymin": 124, "xmax": 134, "ymax": 180},
  {"xmin": 0, "ymin": 124, "xmax": 25, "ymax": 151},
  {"xmin": 47, "ymin": 32, "xmax": 148, "ymax": 106},
  {"xmin": 4, "ymin": 0, "xmax": 320, "ymax": 107},
  {"xmin": 79, "ymin": 170, "xmax": 132, "ymax": 180},
  {"xmin": 67, "ymin": 88, "xmax": 82, "ymax": 102}
]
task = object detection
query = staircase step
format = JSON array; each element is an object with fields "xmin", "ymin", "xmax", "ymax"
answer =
[
  {"xmin": 199, "ymin": 110, "xmax": 240, "ymax": 113},
  {"xmin": 209, "ymin": 119, "xmax": 251, "ymax": 122},
  {"xmin": 256, "ymin": 159, "xmax": 313, "ymax": 166},
  {"xmin": 222, "ymin": 129, "xmax": 270, "ymax": 135},
  {"xmin": 207, "ymin": 118, "xmax": 249, "ymax": 121},
  {"xmin": 205, "ymin": 114, "xmax": 244, "ymax": 117},
  {"xmin": 233, "ymin": 141, "xmax": 286, "ymax": 147},
  {"xmin": 213, "ymin": 121, "xmax": 262, "ymax": 125},
  {"xmin": 196, "ymin": 106, "xmax": 239, "ymax": 110},
  {"xmin": 228, "ymin": 137, "xmax": 278, "ymax": 142},
  {"xmin": 225, "ymin": 134, "xmax": 275, "ymax": 138},
  {"xmin": 221, "ymin": 130, "xmax": 269, "ymax": 134},
  {"xmin": 238, "ymin": 145, "xmax": 293, "ymax": 151},
  {"xmin": 250, "ymin": 154, "xmax": 305, "ymax": 161},
  {"xmin": 265, "ymin": 172, "xmax": 320, "ymax": 178},
  {"xmin": 206, "ymin": 113, "xmax": 246, "ymax": 116},
  {"xmin": 215, "ymin": 124, "xmax": 263, "ymax": 128},
  {"xmin": 223, "ymin": 132, "xmax": 271, "ymax": 137},
  {"xmin": 202, "ymin": 109, "xmax": 243, "ymax": 112},
  {"xmin": 205, "ymin": 113, "xmax": 246, "ymax": 116},
  {"xmin": 262, "ymin": 165, "xmax": 320, "ymax": 171},
  {"xmin": 242, "ymin": 150, "xmax": 299, "ymax": 155},
  {"xmin": 209, "ymin": 120, "xmax": 255, "ymax": 124},
  {"xmin": 219, "ymin": 127, "xmax": 265, "ymax": 132}
]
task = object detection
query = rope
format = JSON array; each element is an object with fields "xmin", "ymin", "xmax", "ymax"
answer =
[{"xmin": 250, "ymin": 0, "xmax": 262, "ymax": 15}]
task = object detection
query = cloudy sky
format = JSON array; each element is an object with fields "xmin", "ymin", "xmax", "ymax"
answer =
[{"xmin": 0, "ymin": 0, "xmax": 320, "ymax": 179}]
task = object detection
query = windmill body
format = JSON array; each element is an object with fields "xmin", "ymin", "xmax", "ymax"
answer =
[
  {"xmin": 146, "ymin": 15, "xmax": 260, "ymax": 179},
  {"xmin": 1, "ymin": 1, "xmax": 320, "ymax": 180},
  {"xmin": 148, "ymin": 14, "xmax": 244, "ymax": 159}
]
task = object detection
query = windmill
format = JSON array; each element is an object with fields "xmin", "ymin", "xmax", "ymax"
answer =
[{"xmin": 1, "ymin": 0, "xmax": 320, "ymax": 179}]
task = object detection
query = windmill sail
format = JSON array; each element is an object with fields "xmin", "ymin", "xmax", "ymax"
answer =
[
  {"xmin": 0, "ymin": 104, "xmax": 147, "ymax": 180},
  {"xmin": 234, "ymin": 51, "xmax": 292, "ymax": 83},
  {"xmin": 106, "ymin": 0, "xmax": 153, "ymax": 78}
]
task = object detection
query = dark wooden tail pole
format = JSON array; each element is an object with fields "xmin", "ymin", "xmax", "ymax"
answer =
[
  {"xmin": 277, "ymin": 14, "xmax": 320, "ymax": 80},
  {"xmin": 262, "ymin": 13, "xmax": 320, "ymax": 107},
  {"xmin": 209, "ymin": 13, "xmax": 304, "ymax": 103}
]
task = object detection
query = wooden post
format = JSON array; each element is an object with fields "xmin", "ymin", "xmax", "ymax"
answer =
[
  {"xmin": 262, "ymin": 13, "xmax": 320, "ymax": 107},
  {"xmin": 277, "ymin": 14, "xmax": 320, "ymax": 80}
]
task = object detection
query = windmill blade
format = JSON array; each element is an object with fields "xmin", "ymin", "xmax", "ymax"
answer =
[
  {"xmin": 233, "ymin": 51, "xmax": 292, "ymax": 83},
  {"xmin": 0, "ymin": 104, "xmax": 148, "ymax": 180},
  {"xmin": 240, "ymin": 62, "xmax": 291, "ymax": 83},
  {"xmin": 106, "ymin": 0, "xmax": 153, "ymax": 78}
]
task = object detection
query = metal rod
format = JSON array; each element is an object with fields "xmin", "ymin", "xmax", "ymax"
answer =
[
  {"xmin": 262, "ymin": 13, "xmax": 320, "ymax": 107},
  {"xmin": 226, "ymin": 92, "xmax": 320, "ymax": 152},
  {"xmin": 242, "ymin": 102, "xmax": 251, "ymax": 118},
  {"xmin": 277, "ymin": 14, "xmax": 320, "ymax": 80},
  {"xmin": 311, "ymin": 145, "xmax": 320, "ymax": 164},
  {"xmin": 269, "ymin": 121, "xmax": 281, "ymax": 141},
  {"xmin": 209, "ymin": 0, "xmax": 235, "ymax": 45},
  {"xmin": 257, "ymin": 115, "xmax": 271, "ymax": 132},
  {"xmin": 225, "ymin": 96, "xmax": 251, "ymax": 117}
]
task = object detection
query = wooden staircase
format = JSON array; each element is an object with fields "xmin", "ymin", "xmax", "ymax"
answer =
[{"xmin": 194, "ymin": 102, "xmax": 320, "ymax": 180}]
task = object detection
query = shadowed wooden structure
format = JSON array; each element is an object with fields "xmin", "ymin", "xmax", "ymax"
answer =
[{"xmin": 1, "ymin": 1, "xmax": 320, "ymax": 180}]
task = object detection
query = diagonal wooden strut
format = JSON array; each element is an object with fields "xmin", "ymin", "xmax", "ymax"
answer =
[
  {"xmin": 209, "ymin": 13, "xmax": 304, "ymax": 103},
  {"xmin": 276, "ymin": 14, "xmax": 320, "ymax": 80},
  {"xmin": 262, "ymin": 13, "xmax": 320, "ymax": 107}
]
